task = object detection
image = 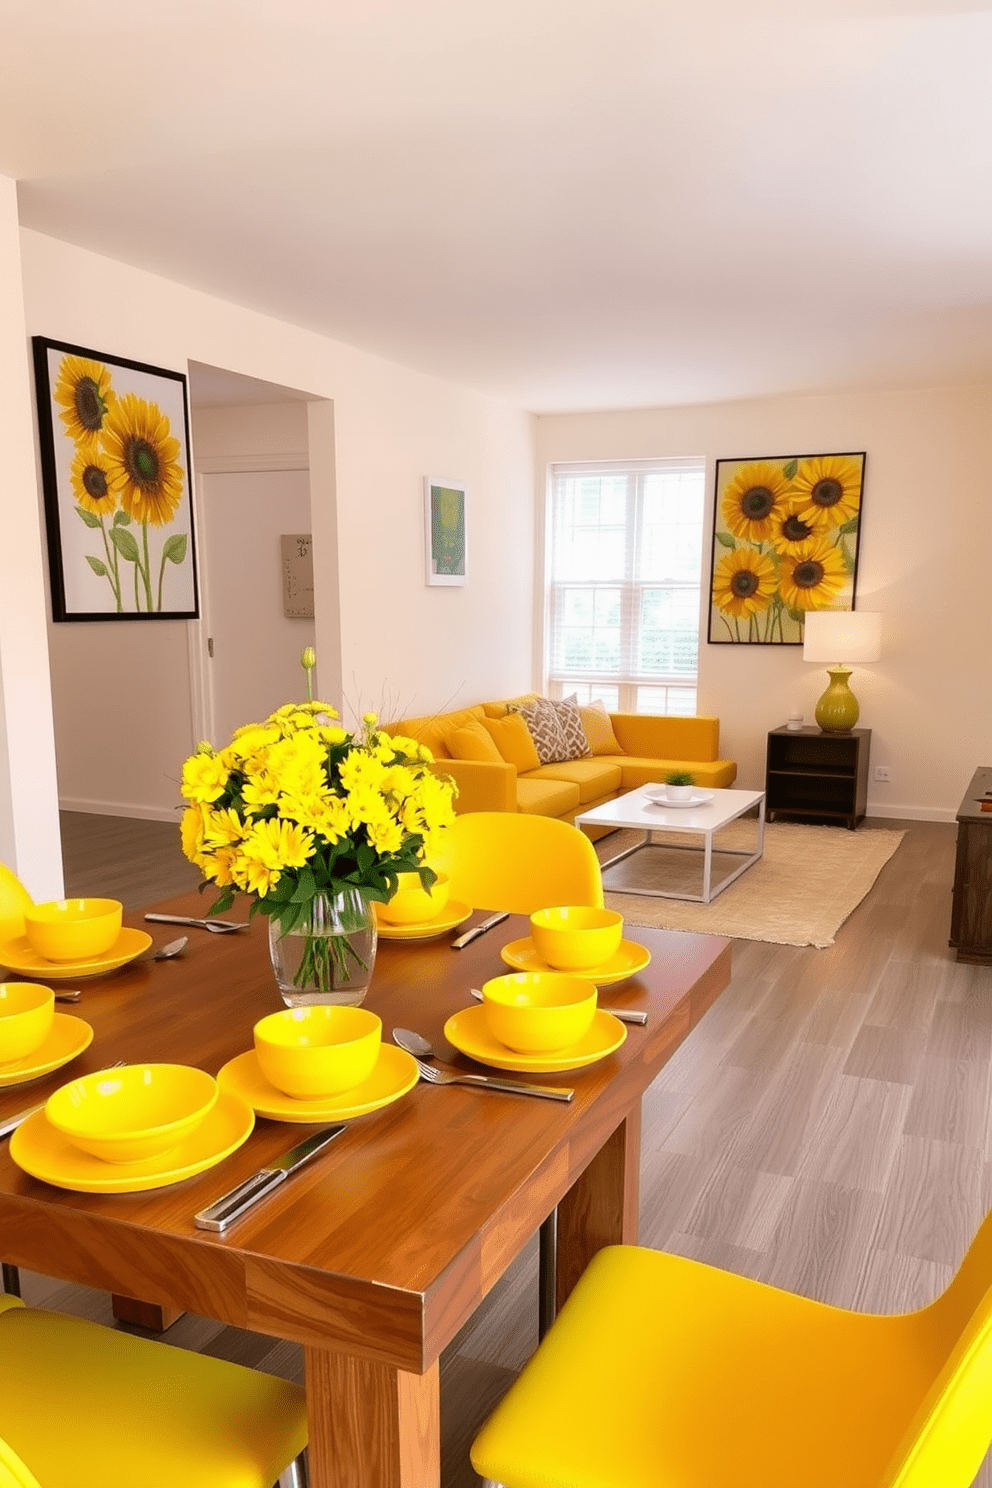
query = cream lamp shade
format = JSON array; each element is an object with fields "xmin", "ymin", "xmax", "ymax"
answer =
[{"xmin": 802, "ymin": 610, "xmax": 882, "ymax": 733}]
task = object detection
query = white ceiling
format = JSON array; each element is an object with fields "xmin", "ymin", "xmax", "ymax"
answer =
[{"xmin": 4, "ymin": 0, "xmax": 990, "ymax": 412}]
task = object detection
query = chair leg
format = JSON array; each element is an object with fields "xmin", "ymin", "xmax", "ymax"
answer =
[
  {"xmin": 1, "ymin": 1263, "xmax": 21, "ymax": 1297},
  {"xmin": 538, "ymin": 1209, "xmax": 557, "ymax": 1340},
  {"xmin": 276, "ymin": 1451, "xmax": 309, "ymax": 1488}
]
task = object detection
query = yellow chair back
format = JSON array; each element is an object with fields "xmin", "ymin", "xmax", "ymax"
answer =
[
  {"xmin": 0, "ymin": 864, "xmax": 32, "ymax": 944},
  {"xmin": 432, "ymin": 813, "xmax": 604, "ymax": 914},
  {"xmin": 0, "ymin": 1438, "xmax": 40, "ymax": 1488},
  {"xmin": 884, "ymin": 1208, "xmax": 992, "ymax": 1487}
]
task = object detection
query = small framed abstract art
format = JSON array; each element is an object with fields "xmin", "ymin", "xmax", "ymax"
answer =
[
  {"xmin": 33, "ymin": 336, "xmax": 198, "ymax": 621},
  {"xmin": 707, "ymin": 451, "xmax": 866, "ymax": 645},
  {"xmin": 424, "ymin": 477, "xmax": 467, "ymax": 586}
]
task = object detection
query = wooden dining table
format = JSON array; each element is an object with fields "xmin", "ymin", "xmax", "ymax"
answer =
[{"xmin": 0, "ymin": 890, "xmax": 731, "ymax": 1487}]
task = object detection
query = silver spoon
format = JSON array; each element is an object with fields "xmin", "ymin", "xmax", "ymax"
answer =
[
  {"xmin": 390, "ymin": 1028, "xmax": 574, "ymax": 1101},
  {"xmin": 469, "ymin": 986, "xmax": 647, "ymax": 1026},
  {"xmin": 51, "ymin": 935, "xmax": 189, "ymax": 999}
]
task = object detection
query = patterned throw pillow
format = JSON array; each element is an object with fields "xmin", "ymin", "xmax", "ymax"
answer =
[
  {"xmin": 511, "ymin": 698, "xmax": 571, "ymax": 765},
  {"xmin": 552, "ymin": 695, "xmax": 591, "ymax": 760}
]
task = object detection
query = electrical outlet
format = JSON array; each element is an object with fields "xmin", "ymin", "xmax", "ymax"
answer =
[{"xmin": 874, "ymin": 766, "xmax": 891, "ymax": 783}]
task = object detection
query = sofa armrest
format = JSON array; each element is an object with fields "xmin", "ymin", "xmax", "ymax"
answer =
[
  {"xmin": 608, "ymin": 713, "xmax": 721, "ymax": 762},
  {"xmin": 429, "ymin": 759, "xmax": 517, "ymax": 814}
]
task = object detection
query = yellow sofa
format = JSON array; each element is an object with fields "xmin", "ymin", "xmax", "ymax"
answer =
[{"xmin": 383, "ymin": 695, "xmax": 737, "ymax": 827}]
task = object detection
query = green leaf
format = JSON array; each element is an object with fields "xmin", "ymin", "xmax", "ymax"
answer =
[
  {"xmin": 838, "ymin": 517, "xmax": 859, "ymax": 536},
  {"xmin": 782, "ymin": 458, "xmax": 798, "ymax": 480},
  {"xmin": 290, "ymin": 866, "xmax": 317, "ymax": 904},
  {"xmin": 111, "ymin": 527, "xmax": 140, "ymax": 562},
  {"xmin": 163, "ymin": 533, "xmax": 188, "ymax": 565},
  {"xmin": 113, "ymin": 510, "xmax": 132, "ymax": 527},
  {"xmin": 85, "ymin": 555, "xmax": 109, "ymax": 577},
  {"xmin": 715, "ymin": 531, "xmax": 736, "ymax": 549},
  {"xmin": 788, "ymin": 608, "xmax": 804, "ymax": 624},
  {"xmin": 75, "ymin": 506, "xmax": 101, "ymax": 529}
]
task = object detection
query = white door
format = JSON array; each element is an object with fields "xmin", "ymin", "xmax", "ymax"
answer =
[{"xmin": 200, "ymin": 469, "xmax": 316, "ymax": 746}]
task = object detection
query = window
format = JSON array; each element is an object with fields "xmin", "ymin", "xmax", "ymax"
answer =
[{"xmin": 545, "ymin": 458, "xmax": 705, "ymax": 715}]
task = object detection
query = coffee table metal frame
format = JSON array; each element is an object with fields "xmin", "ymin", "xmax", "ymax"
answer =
[{"xmin": 578, "ymin": 786, "xmax": 767, "ymax": 904}]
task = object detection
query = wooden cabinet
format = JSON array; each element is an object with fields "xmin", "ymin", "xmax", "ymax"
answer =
[
  {"xmin": 765, "ymin": 726, "xmax": 870, "ymax": 831},
  {"xmin": 949, "ymin": 767, "xmax": 992, "ymax": 964}
]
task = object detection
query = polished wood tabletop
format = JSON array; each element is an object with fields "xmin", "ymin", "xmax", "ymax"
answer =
[{"xmin": 0, "ymin": 892, "xmax": 731, "ymax": 1488}]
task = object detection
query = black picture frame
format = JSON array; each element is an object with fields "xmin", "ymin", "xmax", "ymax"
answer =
[{"xmin": 33, "ymin": 336, "xmax": 199, "ymax": 622}]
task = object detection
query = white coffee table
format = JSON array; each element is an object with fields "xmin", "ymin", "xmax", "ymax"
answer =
[{"xmin": 577, "ymin": 785, "xmax": 766, "ymax": 904}]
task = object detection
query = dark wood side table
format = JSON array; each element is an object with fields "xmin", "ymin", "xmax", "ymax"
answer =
[
  {"xmin": 765, "ymin": 726, "xmax": 871, "ymax": 830},
  {"xmin": 949, "ymin": 766, "xmax": 992, "ymax": 964}
]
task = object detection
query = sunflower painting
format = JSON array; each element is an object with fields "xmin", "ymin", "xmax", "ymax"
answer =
[
  {"xmin": 33, "ymin": 337, "xmax": 198, "ymax": 621},
  {"xmin": 707, "ymin": 452, "xmax": 865, "ymax": 644}
]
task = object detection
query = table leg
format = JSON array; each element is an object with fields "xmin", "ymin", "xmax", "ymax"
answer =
[
  {"xmin": 555, "ymin": 1102, "xmax": 641, "ymax": 1313},
  {"xmin": 111, "ymin": 1294, "xmax": 183, "ymax": 1331},
  {"xmin": 305, "ymin": 1347, "xmax": 440, "ymax": 1488}
]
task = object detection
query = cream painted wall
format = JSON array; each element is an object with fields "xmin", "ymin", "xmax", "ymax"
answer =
[
  {"xmin": 0, "ymin": 179, "xmax": 62, "ymax": 895},
  {"xmin": 536, "ymin": 386, "xmax": 992, "ymax": 821},
  {"xmin": 18, "ymin": 229, "xmax": 536, "ymax": 818}
]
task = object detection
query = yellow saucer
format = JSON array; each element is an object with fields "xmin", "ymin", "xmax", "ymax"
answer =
[
  {"xmin": 217, "ymin": 1043, "xmax": 419, "ymax": 1123},
  {"xmin": 10, "ymin": 1090, "xmax": 254, "ymax": 1193},
  {"xmin": 500, "ymin": 936, "xmax": 651, "ymax": 986},
  {"xmin": 374, "ymin": 899, "xmax": 472, "ymax": 940},
  {"xmin": 0, "ymin": 927, "xmax": 153, "ymax": 980},
  {"xmin": 0, "ymin": 1014, "xmax": 94, "ymax": 1088},
  {"xmin": 444, "ymin": 1005, "xmax": 627, "ymax": 1073}
]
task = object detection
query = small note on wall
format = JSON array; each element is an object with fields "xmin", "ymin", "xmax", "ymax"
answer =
[{"xmin": 281, "ymin": 534, "xmax": 314, "ymax": 618}]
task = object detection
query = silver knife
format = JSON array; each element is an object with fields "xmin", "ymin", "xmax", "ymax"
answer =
[
  {"xmin": 194, "ymin": 1125, "xmax": 346, "ymax": 1232},
  {"xmin": 145, "ymin": 914, "xmax": 248, "ymax": 931},
  {"xmin": 451, "ymin": 912, "xmax": 509, "ymax": 949}
]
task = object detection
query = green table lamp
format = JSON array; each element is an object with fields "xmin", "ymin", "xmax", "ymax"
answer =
[{"xmin": 802, "ymin": 610, "xmax": 882, "ymax": 733}]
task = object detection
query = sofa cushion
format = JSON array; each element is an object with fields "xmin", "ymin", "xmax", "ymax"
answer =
[
  {"xmin": 610, "ymin": 756, "xmax": 738, "ymax": 790},
  {"xmin": 512, "ymin": 697, "xmax": 571, "ymax": 764},
  {"xmin": 524, "ymin": 758, "xmax": 623, "ymax": 804},
  {"xmin": 553, "ymin": 695, "xmax": 592, "ymax": 759},
  {"xmin": 482, "ymin": 713, "xmax": 542, "ymax": 772},
  {"xmin": 481, "ymin": 693, "xmax": 540, "ymax": 719},
  {"xmin": 515, "ymin": 775, "xmax": 582, "ymax": 818},
  {"xmin": 580, "ymin": 702, "xmax": 623, "ymax": 756},
  {"xmin": 384, "ymin": 704, "xmax": 486, "ymax": 760},
  {"xmin": 447, "ymin": 719, "xmax": 504, "ymax": 764}
]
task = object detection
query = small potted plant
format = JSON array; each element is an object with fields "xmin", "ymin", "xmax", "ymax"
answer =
[{"xmin": 664, "ymin": 769, "xmax": 695, "ymax": 802}]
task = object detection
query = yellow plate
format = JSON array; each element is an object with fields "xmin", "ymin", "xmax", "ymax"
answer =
[
  {"xmin": 0, "ymin": 1014, "xmax": 94, "ymax": 1088},
  {"xmin": 0, "ymin": 927, "xmax": 153, "ymax": 980},
  {"xmin": 444, "ymin": 1005, "xmax": 627, "ymax": 1073},
  {"xmin": 217, "ymin": 1043, "xmax": 419, "ymax": 1123},
  {"xmin": 9, "ymin": 1090, "xmax": 254, "ymax": 1193},
  {"xmin": 499, "ymin": 936, "xmax": 652, "ymax": 986},
  {"xmin": 374, "ymin": 899, "xmax": 472, "ymax": 940}
]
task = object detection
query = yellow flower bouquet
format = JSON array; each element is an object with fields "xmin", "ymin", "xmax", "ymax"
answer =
[{"xmin": 179, "ymin": 693, "xmax": 456, "ymax": 1004}]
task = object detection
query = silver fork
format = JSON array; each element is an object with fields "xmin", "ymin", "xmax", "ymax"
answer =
[{"xmin": 412, "ymin": 1056, "xmax": 573, "ymax": 1102}]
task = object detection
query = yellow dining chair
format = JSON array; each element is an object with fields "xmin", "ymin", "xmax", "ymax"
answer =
[
  {"xmin": 471, "ymin": 1221, "xmax": 992, "ymax": 1488},
  {"xmin": 0, "ymin": 1294, "xmax": 308, "ymax": 1488},
  {"xmin": 0, "ymin": 865, "xmax": 33, "ymax": 1303},
  {"xmin": 432, "ymin": 813, "xmax": 604, "ymax": 914}
]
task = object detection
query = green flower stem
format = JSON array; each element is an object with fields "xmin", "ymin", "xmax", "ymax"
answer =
[
  {"xmin": 98, "ymin": 519, "xmax": 123, "ymax": 612},
  {"xmin": 156, "ymin": 547, "xmax": 168, "ymax": 611},
  {"xmin": 293, "ymin": 930, "xmax": 369, "ymax": 991},
  {"xmin": 141, "ymin": 522, "xmax": 154, "ymax": 611}
]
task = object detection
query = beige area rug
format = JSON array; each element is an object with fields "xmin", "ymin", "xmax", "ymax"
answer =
[{"xmin": 597, "ymin": 821, "xmax": 905, "ymax": 948}]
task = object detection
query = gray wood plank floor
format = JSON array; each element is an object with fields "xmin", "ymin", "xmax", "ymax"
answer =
[{"xmin": 17, "ymin": 811, "xmax": 992, "ymax": 1485}]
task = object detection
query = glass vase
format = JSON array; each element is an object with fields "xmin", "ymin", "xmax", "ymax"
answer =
[{"xmin": 268, "ymin": 888, "xmax": 377, "ymax": 1008}]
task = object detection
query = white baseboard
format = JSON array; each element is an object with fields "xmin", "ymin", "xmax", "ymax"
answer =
[
  {"xmin": 59, "ymin": 797, "xmax": 180, "ymax": 824},
  {"xmin": 867, "ymin": 802, "xmax": 957, "ymax": 824}
]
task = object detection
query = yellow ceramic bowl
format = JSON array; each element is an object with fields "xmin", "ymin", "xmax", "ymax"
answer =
[
  {"xmin": 481, "ymin": 972, "xmax": 598, "ymax": 1054},
  {"xmin": 45, "ymin": 1064, "xmax": 219, "ymax": 1164},
  {"xmin": 529, "ymin": 906, "xmax": 624, "ymax": 971},
  {"xmin": 253, "ymin": 1005, "xmax": 382, "ymax": 1099},
  {"xmin": 378, "ymin": 872, "xmax": 450, "ymax": 926},
  {"xmin": 23, "ymin": 897, "xmax": 123, "ymax": 962},
  {"xmin": 0, "ymin": 983, "xmax": 55, "ymax": 1064}
]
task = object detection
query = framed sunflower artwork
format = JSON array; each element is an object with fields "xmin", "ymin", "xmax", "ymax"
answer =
[
  {"xmin": 32, "ymin": 337, "xmax": 198, "ymax": 622},
  {"xmin": 424, "ymin": 476, "xmax": 467, "ymax": 586},
  {"xmin": 707, "ymin": 452, "xmax": 866, "ymax": 645}
]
